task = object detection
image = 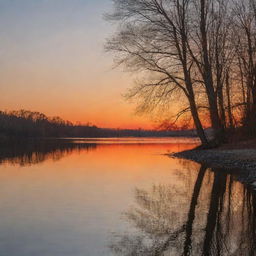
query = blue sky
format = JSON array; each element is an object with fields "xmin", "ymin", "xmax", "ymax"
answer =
[{"xmin": 0, "ymin": 0, "xmax": 151, "ymax": 128}]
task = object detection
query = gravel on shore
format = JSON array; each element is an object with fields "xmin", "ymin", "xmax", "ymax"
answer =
[{"xmin": 172, "ymin": 149, "xmax": 256, "ymax": 171}]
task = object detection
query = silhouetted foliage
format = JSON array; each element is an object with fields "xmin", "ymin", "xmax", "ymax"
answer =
[
  {"xmin": 0, "ymin": 110, "xmax": 196, "ymax": 139},
  {"xmin": 0, "ymin": 110, "xmax": 100, "ymax": 138}
]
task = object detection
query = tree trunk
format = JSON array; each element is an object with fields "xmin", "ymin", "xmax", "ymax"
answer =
[
  {"xmin": 188, "ymin": 91, "xmax": 208, "ymax": 145},
  {"xmin": 217, "ymin": 81, "xmax": 226, "ymax": 129},
  {"xmin": 225, "ymin": 72, "xmax": 234, "ymax": 129},
  {"xmin": 200, "ymin": 0, "xmax": 224, "ymax": 145},
  {"xmin": 178, "ymin": 11, "xmax": 208, "ymax": 146}
]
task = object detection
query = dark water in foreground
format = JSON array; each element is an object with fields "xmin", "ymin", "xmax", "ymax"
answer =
[{"xmin": 0, "ymin": 138, "xmax": 255, "ymax": 256}]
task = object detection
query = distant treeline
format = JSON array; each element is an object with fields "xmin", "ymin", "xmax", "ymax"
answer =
[{"xmin": 0, "ymin": 110, "xmax": 196, "ymax": 139}]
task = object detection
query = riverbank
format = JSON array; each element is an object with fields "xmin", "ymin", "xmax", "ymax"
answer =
[{"xmin": 172, "ymin": 140, "xmax": 256, "ymax": 171}]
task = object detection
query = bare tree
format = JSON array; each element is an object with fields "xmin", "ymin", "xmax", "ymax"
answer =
[
  {"xmin": 232, "ymin": 0, "xmax": 256, "ymax": 130},
  {"xmin": 106, "ymin": 0, "xmax": 256, "ymax": 146},
  {"xmin": 106, "ymin": 0, "xmax": 209, "ymax": 145}
]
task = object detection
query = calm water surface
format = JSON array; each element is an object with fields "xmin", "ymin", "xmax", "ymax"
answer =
[{"xmin": 0, "ymin": 138, "xmax": 255, "ymax": 256}]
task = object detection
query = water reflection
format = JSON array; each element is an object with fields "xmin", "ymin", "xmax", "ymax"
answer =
[
  {"xmin": 0, "ymin": 139, "xmax": 197, "ymax": 256},
  {"xmin": 111, "ymin": 164, "xmax": 256, "ymax": 256},
  {"xmin": 0, "ymin": 138, "xmax": 197, "ymax": 167},
  {"xmin": 0, "ymin": 140, "xmax": 96, "ymax": 166},
  {"xmin": 1, "ymin": 139, "xmax": 254, "ymax": 255}
]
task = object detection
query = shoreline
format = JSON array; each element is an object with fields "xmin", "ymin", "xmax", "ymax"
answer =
[{"xmin": 172, "ymin": 148, "xmax": 256, "ymax": 171}]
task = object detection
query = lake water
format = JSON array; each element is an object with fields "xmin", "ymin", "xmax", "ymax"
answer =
[{"xmin": 0, "ymin": 138, "xmax": 255, "ymax": 256}]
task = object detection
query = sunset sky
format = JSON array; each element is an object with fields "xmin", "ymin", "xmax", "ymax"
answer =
[{"xmin": 0, "ymin": 0, "xmax": 153, "ymax": 129}]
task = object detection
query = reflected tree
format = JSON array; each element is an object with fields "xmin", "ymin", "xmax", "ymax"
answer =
[
  {"xmin": 111, "ymin": 165, "xmax": 256, "ymax": 255},
  {"xmin": 110, "ymin": 183, "xmax": 187, "ymax": 255},
  {"xmin": 183, "ymin": 165, "xmax": 207, "ymax": 256}
]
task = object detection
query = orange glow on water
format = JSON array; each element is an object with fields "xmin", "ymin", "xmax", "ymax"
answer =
[{"xmin": 0, "ymin": 139, "xmax": 249, "ymax": 255}]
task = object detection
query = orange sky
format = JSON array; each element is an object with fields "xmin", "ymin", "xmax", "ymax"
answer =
[{"xmin": 0, "ymin": 0, "xmax": 155, "ymax": 129}]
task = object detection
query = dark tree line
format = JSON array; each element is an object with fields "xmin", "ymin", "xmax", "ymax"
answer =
[
  {"xmin": 0, "ymin": 110, "xmax": 99, "ymax": 138},
  {"xmin": 106, "ymin": 0, "xmax": 256, "ymax": 147},
  {"xmin": 0, "ymin": 110, "xmax": 194, "ymax": 139}
]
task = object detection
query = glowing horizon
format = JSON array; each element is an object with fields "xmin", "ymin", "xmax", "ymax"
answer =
[{"xmin": 0, "ymin": 0, "xmax": 156, "ymax": 130}]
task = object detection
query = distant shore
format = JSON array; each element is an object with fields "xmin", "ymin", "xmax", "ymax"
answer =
[{"xmin": 173, "ymin": 141, "xmax": 256, "ymax": 171}]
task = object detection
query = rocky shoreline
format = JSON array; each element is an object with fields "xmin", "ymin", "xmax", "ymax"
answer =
[{"xmin": 172, "ymin": 148, "xmax": 256, "ymax": 171}]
